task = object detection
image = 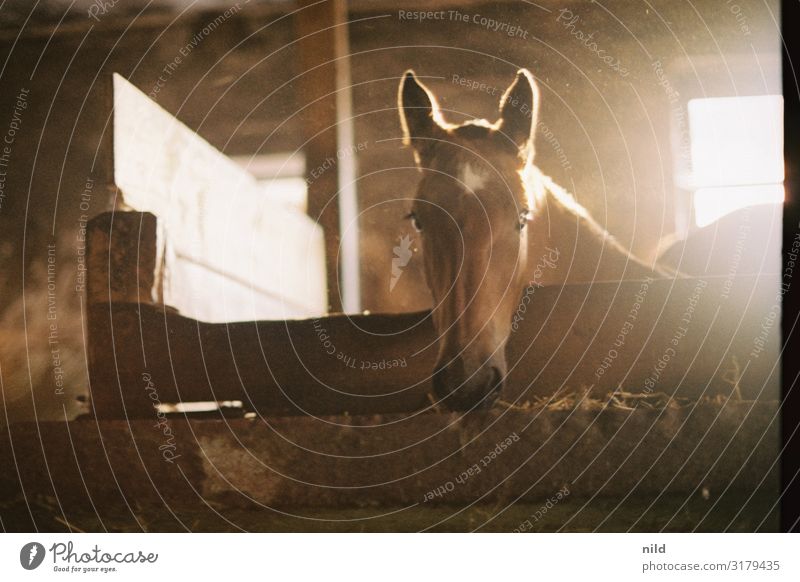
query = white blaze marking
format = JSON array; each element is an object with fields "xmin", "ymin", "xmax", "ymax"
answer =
[{"xmin": 461, "ymin": 163, "xmax": 488, "ymax": 192}]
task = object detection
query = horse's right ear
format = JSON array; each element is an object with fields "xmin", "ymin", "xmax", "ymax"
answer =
[
  {"xmin": 398, "ymin": 70, "xmax": 444, "ymax": 164},
  {"xmin": 498, "ymin": 69, "xmax": 539, "ymax": 160}
]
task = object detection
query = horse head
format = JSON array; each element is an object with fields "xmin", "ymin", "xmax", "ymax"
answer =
[{"xmin": 398, "ymin": 69, "xmax": 539, "ymax": 410}]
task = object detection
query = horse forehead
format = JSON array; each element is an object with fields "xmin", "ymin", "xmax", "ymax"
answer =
[
  {"xmin": 417, "ymin": 160, "xmax": 483, "ymax": 203},
  {"xmin": 460, "ymin": 162, "xmax": 489, "ymax": 192},
  {"xmin": 419, "ymin": 162, "xmax": 520, "ymax": 217}
]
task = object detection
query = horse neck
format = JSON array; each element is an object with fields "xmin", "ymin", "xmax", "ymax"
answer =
[{"xmin": 525, "ymin": 167, "xmax": 661, "ymax": 285}]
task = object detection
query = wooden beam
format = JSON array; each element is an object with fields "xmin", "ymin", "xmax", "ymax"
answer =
[
  {"xmin": 87, "ymin": 301, "xmax": 435, "ymax": 419},
  {"xmin": 86, "ymin": 208, "xmax": 781, "ymax": 421},
  {"xmin": 294, "ymin": 0, "xmax": 354, "ymax": 313}
]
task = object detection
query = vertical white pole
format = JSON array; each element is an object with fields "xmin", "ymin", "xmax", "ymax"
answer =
[{"xmin": 333, "ymin": 0, "xmax": 361, "ymax": 313}]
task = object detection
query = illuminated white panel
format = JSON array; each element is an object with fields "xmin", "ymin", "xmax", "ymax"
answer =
[
  {"xmin": 694, "ymin": 184, "xmax": 784, "ymax": 227},
  {"xmin": 688, "ymin": 95, "xmax": 783, "ymax": 188}
]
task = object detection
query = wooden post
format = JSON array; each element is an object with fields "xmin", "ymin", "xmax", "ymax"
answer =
[
  {"xmin": 294, "ymin": 0, "xmax": 356, "ymax": 314},
  {"xmin": 86, "ymin": 211, "xmax": 163, "ymax": 419},
  {"xmin": 86, "ymin": 211, "xmax": 160, "ymax": 307}
]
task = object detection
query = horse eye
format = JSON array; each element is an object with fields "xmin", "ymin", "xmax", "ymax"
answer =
[{"xmin": 406, "ymin": 212, "xmax": 423, "ymax": 232}]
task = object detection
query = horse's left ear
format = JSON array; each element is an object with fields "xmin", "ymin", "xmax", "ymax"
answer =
[
  {"xmin": 498, "ymin": 69, "xmax": 539, "ymax": 157},
  {"xmin": 399, "ymin": 70, "xmax": 445, "ymax": 165}
]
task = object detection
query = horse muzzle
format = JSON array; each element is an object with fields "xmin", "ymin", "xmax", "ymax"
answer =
[{"xmin": 431, "ymin": 354, "xmax": 505, "ymax": 411}]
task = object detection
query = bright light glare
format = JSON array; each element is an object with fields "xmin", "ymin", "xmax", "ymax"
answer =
[
  {"xmin": 694, "ymin": 184, "xmax": 784, "ymax": 227},
  {"xmin": 688, "ymin": 95, "xmax": 783, "ymax": 187},
  {"xmin": 157, "ymin": 401, "xmax": 244, "ymax": 413},
  {"xmin": 688, "ymin": 95, "xmax": 783, "ymax": 226},
  {"xmin": 258, "ymin": 177, "xmax": 308, "ymax": 212}
]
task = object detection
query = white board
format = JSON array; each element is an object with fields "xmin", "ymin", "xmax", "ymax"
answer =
[{"xmin": 111, "ymin": 73, "xmax": 327, "ymax": 321}]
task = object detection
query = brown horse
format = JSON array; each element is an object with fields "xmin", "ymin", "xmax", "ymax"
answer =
[{"xmin": 398, "ymin": 69, "xmax": 670, "ymax": 411}]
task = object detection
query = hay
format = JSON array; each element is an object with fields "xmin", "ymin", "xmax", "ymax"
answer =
[{"xmin": 497, "ymin": 386, "xmax": 747, "ymax": 413}]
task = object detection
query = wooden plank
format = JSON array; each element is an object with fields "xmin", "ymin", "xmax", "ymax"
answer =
[
  {"xmin": 109, "ymin": 74, "xmax": 327, "ymax": 321},
  {"xmin": 2, "ymin": 403, "xmax": 779, "ymax": 513},
  {"xmin": 503, "ymin": 274, "xmax": 781, "ymax": 404},
  {"xmin": 83, "ymin": 203, "xmax": 432, "ymax": 416},
  {"xmin": 88, "ymin": 274, "xmax": 780, "ymax": 419},
  {"xmin": 88, "ymin": 302, "xmax": 434, "ymax": 419}
]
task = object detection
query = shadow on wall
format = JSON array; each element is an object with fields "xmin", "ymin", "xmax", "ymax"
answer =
[{"xmin": 1, "ymin": 244, "xmax": 89, "ymax": 426}]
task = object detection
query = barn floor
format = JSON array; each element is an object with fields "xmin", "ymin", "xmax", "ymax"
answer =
[{"xmin": 1, "ymin": 484, "xmax": 779, "ymax": 532}]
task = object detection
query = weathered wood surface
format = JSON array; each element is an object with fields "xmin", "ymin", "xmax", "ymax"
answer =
[
  {"xmin": 293, "ymin": 0, "xmax": 353, "ymax": 312},
  {"xmin": 88, "ymin": 270, "xmax": 780, "ymax": 419},
  {"xmin": 86, "ymin": 211, "xmax": 160, "ymax": 306},
  {"xmin": 503, "ymin": 273, "xmax": 781, "ymax": 404},
  {"xmin": 0, "ymin": 402, "xmax": 779, "ymax": 512},
  {"xmin": 109, "ymin": 74, "xmax": 327, "ymax": 321},
  {"xmin": 88, "ymin": 302, "xmax": 434, "ymax": 419},
  {"xmin": 86, "ymin": 206, "xmax": 780, "ymax": 419}
]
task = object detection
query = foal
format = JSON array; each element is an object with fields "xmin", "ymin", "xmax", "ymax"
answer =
[{"xmin": 398, "ymin": 69, "xmax": 667, "ymax": 411}]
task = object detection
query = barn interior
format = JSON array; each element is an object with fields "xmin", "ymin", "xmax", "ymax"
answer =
[{"xmin": 0, "ymin": 0, "xmax": 784, "ymax": 531}]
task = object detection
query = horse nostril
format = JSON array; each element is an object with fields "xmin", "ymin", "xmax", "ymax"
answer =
[
  {"xmin": 433, "ymin": 358, "xmax": 464, "ymax": 393},
  {"xmin": 432, "ymin": 359, "xmax": 505, "ymax": 411},
  {"xmin": 432, "ymin": 365, "xmax": 448, "ymax": 400},
  {"xmin": 489, "ymin": 366, "xmax": 504, "ymax": 393},
  {"xmin": 462, "ymin": 365, "xmax": 503, "ymax": 410}
]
